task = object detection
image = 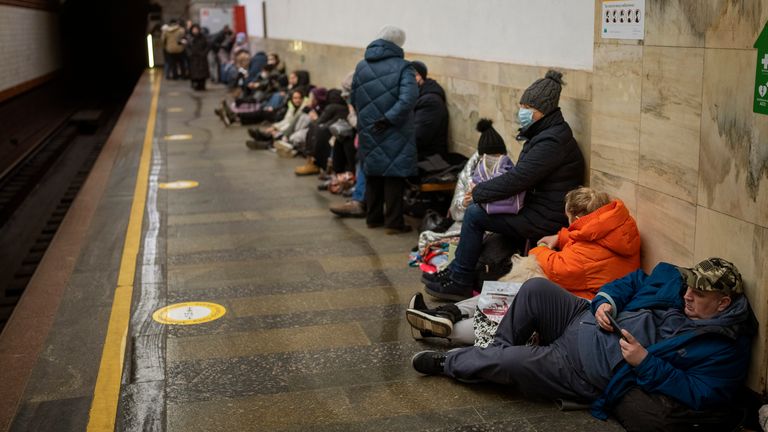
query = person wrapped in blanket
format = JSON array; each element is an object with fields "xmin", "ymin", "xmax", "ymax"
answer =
[
  {"xmin": 411, "ymin": 257, "xmax": 756, "ymax": 429},
  {"xmin": 406, "ymin": 186, "xmax": 641, "ymax": 345}
]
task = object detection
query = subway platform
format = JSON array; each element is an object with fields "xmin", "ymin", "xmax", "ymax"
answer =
[{"xmin": 0, "ymin": 71, "xmax": 623, "ymax": 432}]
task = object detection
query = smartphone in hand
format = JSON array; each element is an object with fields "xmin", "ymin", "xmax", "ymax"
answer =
[{"xmin": 605, "ymin": 313, "xmax": 628, "ymax": 341}]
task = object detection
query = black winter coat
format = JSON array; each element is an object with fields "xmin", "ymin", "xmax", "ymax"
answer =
[
  {"xmin": 472, "ymin": 108, "xmax": 585, "ymax": 238},
  {"xmin": 414, "ymin": 78, "xmax": 449, "ymax": 160},
  {"xmin": 187, "ymin": 34, "xmax": 209, "ymax": 80}
]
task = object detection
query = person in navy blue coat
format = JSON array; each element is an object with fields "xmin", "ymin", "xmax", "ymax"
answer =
[
  {"xmin": 412, "ymin": 257, "xmax": 756, "ymax": 425},
  {"xmin": 351, "ymin": 26, "xmax": 419, "ymax": 234}
]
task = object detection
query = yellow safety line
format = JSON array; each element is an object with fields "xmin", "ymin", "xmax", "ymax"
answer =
[{"xmin": 87, "ymin": 69, "xmax": 161, "ymax": 431}]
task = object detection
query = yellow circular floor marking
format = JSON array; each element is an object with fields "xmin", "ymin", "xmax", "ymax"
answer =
[
  {"xmin": 153, "ymin": 302, "xmax": 226, "ymax": 325},
  {"xmin": 163, "ymin": 134, "xmax": 193, "ymax": 141},
  {"xmin": 167, "ymin": 107, "xmax": 184, "ymax": 112},
  {"xmin": 158, "ymin": 180, "xmax": 199, "ymax": 189}
]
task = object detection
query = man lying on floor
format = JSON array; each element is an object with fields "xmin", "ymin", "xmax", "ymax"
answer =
[{"xmin": 412, "ymin": 257, "xmax": 756, "ymax": 428}]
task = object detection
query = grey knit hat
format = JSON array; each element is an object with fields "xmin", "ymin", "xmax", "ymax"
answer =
[
  {"xmin": 519, "ymin": 70, "xmax": 565, "ymax": 115},
  {"xmin": 377, "ymin": 25, "xmax": 406, "ymax": 47}
]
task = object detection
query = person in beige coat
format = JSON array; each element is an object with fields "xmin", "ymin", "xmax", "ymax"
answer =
[{"xmin": 161, "ymin": 19, "xmax": 187, "ymax": 79}]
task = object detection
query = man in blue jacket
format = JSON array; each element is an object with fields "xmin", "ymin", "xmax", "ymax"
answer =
[
  {"xmin": 412, "ymin": 257, "xmax": 757, "ymax": 422},
  {"xmin": 351, "ymin": 26, "xmax": 419, "ymax": 234}
]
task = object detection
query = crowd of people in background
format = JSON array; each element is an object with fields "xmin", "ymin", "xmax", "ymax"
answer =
[{"xmin": 161, "ymin": 20, "xmax": 759, "ymax": 431}]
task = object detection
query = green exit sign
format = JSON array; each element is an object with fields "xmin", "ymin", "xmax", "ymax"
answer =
[{"xmin": 755, "ymin": 21, "xmax": 768, "ymax": 115}]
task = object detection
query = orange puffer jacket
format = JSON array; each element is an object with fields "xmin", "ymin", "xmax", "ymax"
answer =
[{"xmin": 528, "ymin": 199, "xmax": 641, "ymax": 300}]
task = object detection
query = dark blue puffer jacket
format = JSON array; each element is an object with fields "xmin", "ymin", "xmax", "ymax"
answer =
[
  {"xmin": 589, "ymin": 263, "xmax": 758, "ymax": 420},
  {"xmin": 351, "ymin": 39, "xmax": 419, "ymax": 177}
]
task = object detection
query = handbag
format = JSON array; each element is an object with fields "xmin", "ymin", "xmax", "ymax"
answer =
[
  {"xmin": 471, "ymin": 154, "xmax": 525, "ymax": 214},
  {"xmin": 329, "ymin": 118, "xmax": 355, "ymax": 139}
]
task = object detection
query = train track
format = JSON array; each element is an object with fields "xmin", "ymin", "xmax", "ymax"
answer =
[{"xmin": 0, "ymin": 104, "xmax": 123, "ymax": 331}]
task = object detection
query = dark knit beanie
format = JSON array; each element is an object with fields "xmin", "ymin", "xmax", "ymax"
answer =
[
  {"xmin": 476, "ymin": 119, "xmax": 507, "ymax": 155},
  {"xmin": 411, "ymin": 61, "xmax": 428, "ymax": 79},
  {"xmin": 519, "ymin": 69, "xmax": 565, "ymax": 115}
]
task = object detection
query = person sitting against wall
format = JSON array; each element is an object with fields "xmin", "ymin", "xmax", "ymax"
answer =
[
  {"xmin": 412, "ymin": 257, "xmax": 756, "ymax": 430},
  {"xmin": 320, "ymin": 72, "xmax": 358, "ymax": 193},
  {"xmin": 271, "ymin": 87, "xmax": 328, "ymax": 158},
  {"xmin": 407, "ymin": 186, "xmax": 641, "ymax": 345},
  {"xmin": 245, "ymin": 87, "xmax": 309, "ymax": 150},
  {"xmin": 267, "ymin": 52, "xmax": 287, "ymax": 78},
  {"xmin": 245, "ymin": 70, "xmax": 312, "ymax": 141},
  {"xmin": 411, "ymin": 61, "xmax": 449, "ymax": 162},
  {"xmin": 294, "ymin": 89, "xmax": 350, "ymax": 176},
  {"xmin": 423, "ymin": 69, "xmax": 585, "ymax": 300}
]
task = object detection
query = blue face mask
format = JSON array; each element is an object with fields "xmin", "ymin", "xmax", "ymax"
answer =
[{"xmin": 518, "ymin": 108, "xmax": 534, "ymax": 129}]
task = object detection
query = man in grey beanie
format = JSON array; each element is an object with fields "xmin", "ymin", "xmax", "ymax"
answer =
[
  {"xmin": 423, "ymin": 69, "xmax": 585, "ymax": 300},
  {"xmin": 351, "ymin": 26, "xmax": 419, "ymax": 234}
]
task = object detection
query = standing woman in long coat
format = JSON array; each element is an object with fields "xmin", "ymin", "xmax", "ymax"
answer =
[{"xmin": 187, "ymin": 24, "xmax": 210, "ymax": 91}]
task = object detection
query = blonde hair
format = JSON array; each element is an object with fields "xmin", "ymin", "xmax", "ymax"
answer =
[{"xmin": 565, "ymin": 187, "xmax": 611, "ymax": 218}]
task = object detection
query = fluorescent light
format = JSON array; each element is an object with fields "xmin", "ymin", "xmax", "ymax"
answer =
[{"xmin": 146, "ymin": 34, "xmax": 155, "ymax": 68}]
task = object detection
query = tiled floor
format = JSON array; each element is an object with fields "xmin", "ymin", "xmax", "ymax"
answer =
[{"xmin": 7, "ymin": 75, "xmax": 624, "ymax": 431}]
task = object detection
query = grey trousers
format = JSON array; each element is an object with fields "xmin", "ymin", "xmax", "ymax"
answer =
[{"xmin": 444, "ymin": 278, "xmax": 602, "ymax": 403}]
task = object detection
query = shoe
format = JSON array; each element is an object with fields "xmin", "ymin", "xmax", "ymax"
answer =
[
  {"xmin": 407, "ymin": 293, "xmax": 429, "ymax": 340},
  {"xmin": 421, "ymin": 267, "xmax": 452, "ymax": 285},
  {"xmin": 274, "ymin": 140, "xmax": 295, "ymax": 158},
  {"xmin": 409, "ymin": 292, "xmax": 428, "ymax": 311},
  {"xmin": 385, "ymin": 225, "xmax": 413, "ymax": 235},
  {"xmin": 248, "ymin": 127, "xmax": 272, "ymax": 140},
  {"xmin": 295, "ymin": 160, "xmax": 321, "ymax": 176},
  {"xmin": 317, "ymin": 180, "xmax": 331, "ymax": 191},
  {"xmin": 330, "ymin": 200, "xmax": 365, "ymax": 218},
  {"xmin": 246, "ymin": 139, "xmax": 271, "ymax": 150},
  {"xmin": 424, "ymin": 277, "xmax": 474, "ymax": 302},
  {"xmin": 411, "ymin": 351, "xmax": 446, "ymax": 376},
  {"xmin": 366, "ymin": 222, "xmax": 384, "ymax": 229},
  {"xmin": 221, "ymin": 100, "xmax": 237, "ymax": 124},
  {"xmin": 214, "ymin": 107, "xmax": 230, "ymax": 126},
  {"xmin": 406, "ymin": 309, "xmax": 454, "ymax": 338}
]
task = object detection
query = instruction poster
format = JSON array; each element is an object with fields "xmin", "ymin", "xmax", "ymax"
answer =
[{"xmin": 601, "ymin": 0, "xmax": 645, "ymax": 40}]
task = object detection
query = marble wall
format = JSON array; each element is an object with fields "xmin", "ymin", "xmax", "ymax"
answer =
[
  {"xmin": 251, "ymin": 38, "xmax": 593, "ymax": 170},
  {"xmin": 253, "ymin": 0, "xmax": 768, "ymax": 391},
  {"xmin": 590, "ymin": 0, "xmax": 768, "ymax": 391}
]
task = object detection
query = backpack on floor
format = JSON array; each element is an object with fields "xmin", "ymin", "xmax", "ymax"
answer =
[{"xmin": 474, "ymin": 233, "xmax": 521, "ymax": 290}]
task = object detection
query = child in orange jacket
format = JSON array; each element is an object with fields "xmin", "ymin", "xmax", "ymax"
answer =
[
  {"xmin": 406, "ymin": 187, "xmax": 641, "ymax": 344},
  {"xmin": 529, "ymin": 187, "xmax": 641, "ymax": 299}
]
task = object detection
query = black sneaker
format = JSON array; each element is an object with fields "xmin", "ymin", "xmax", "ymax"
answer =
[
  {"xmin": 421, "ymin": 267, "xmax": 452, "ymax": 285},
  {"xmin": 411, "ymin": 351, "xmax": 446, "ymax": 375},
  {"xmin": 407, "ymin": 293, "xmax": 431, "ymax": 340},
  {"xmin": 424, "ymin": 278, "xmax": 473, "ymax": 302},
  {"xmin": 408, "ymin": 292, "xmax": 428, "ymax": 311}
]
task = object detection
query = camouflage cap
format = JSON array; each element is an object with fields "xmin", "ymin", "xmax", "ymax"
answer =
[{"xmin": 678, "ymin": 257, "xmax": 743, "ymax": 294}]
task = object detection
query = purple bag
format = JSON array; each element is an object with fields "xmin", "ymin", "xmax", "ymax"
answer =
[{"xmin": 471, "ymin": 155, "xmax": 525, "ymax": 214}]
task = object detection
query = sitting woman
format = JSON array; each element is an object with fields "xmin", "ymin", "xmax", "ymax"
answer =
[
  {"xmin": 273, "ymin": 87, "xmax": 328, "ymax": 157},
  {"xmin": 423, "ymin": 70, "xmax": 585, "ymax": 301},
  {"xmin": 295, "ymin": 88, "xmax": 350, "ymax": 176},
  {"xmin": 406, "ymin": 186, "xmax": 641, "ymax": 345},
  {"xmin": 246, "ymin": 87, "xmax": 309, "ymax": 150}
]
